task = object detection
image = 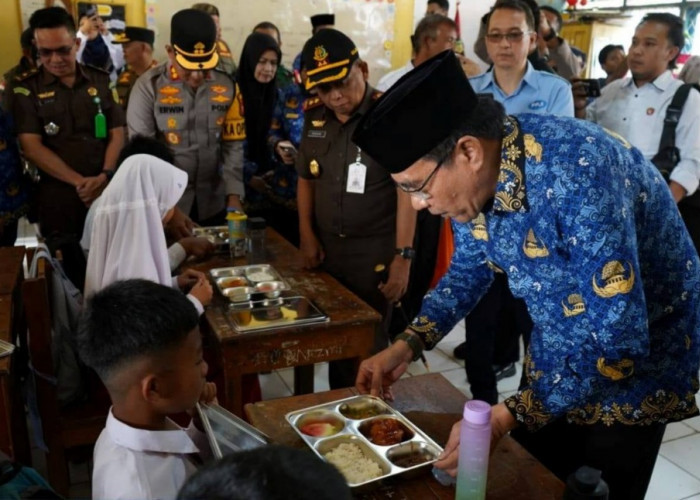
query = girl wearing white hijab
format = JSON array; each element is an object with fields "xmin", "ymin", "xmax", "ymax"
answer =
[{"xmin": 84, "ymin": 154, "xmax": 212, "ymax": 312}]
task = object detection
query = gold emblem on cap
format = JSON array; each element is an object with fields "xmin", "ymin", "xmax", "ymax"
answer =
[
  {"xmin": 313, "ymin": 45, "xmax": 329, "ymax": 67},
  {"xmin": 194, "ymin": 42, "xmax": 206, "ymax": 55},
  {"xmin": 309, "ymin": 160, "xmax": 320, "ymax": 177},
  {"xmin": 87, "ymin": 87, "xmax": 98, "ymax": 97}
]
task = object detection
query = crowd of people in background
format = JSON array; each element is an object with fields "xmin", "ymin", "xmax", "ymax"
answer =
[{"xmin": 0, "ymin": 0, "xmax": 698, "ymax": 498}]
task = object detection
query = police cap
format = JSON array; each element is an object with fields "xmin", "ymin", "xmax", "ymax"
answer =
[
  {"xmin": 302, "ymin": 29, "xmax": 359, "ymax": 91},
  {"xmin": 170, "ymin": 9, "xmax": 219, "ymax": 71},
  {"xmin": 352, "ymin": 50, "xmax": 478, "ymax": 174},
  {"xmin": 310, "ymin": 14, "xmax": 335, "ymax": 29},
  {"xmin": 112, "ymin": 27, "xmax": 155, "ymax": 46}
]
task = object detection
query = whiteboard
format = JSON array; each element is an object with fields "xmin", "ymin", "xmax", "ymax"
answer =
[{"xmin": 149, "ymin": 0, "xmax": 398, "ymax": 86}]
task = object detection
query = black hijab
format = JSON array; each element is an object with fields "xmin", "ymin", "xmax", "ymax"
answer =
[{"xmin": 236, "ymin": 33, "xmax": 281, "ymax": 173}]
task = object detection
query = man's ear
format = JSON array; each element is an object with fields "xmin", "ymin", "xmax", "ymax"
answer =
[
  {"xmin": 455, "ymin": 135, "xmax": 485, "ymax": 171},
  {"xmin": 75, "ymin": 36, "xmax": 82, "ymax": 50},
  {"xmin": 358, "ymin": 60, "xmax": 369, "ymax": 80}
]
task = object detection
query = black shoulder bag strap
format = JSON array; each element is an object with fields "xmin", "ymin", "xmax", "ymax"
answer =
[{"xmin": 657, "ymin": 83, "xmax": 695, "ymax": 156}]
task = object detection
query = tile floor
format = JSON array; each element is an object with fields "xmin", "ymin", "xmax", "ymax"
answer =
[{"xmin": 14, "ymin": 217, "xmax": 700, "ymax": 499}]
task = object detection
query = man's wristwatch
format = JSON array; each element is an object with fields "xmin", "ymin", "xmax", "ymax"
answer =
[
  {"xmin": 394, "ymin": 331, "xmax": 424, "ymax": 361},
  {"xmin": 101, "ymin": 169, "xmax": 115, "ymax": 182},
  {"xmin": 395, "ymin": 247, "xmax": 416, "ymax": 260}
]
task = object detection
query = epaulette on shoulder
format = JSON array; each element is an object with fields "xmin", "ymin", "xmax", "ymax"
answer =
[
  {"xmin": 371, "ymin": 90, "xmax": 383, "ymax": 100},
  {"xmin": 303, "ymin": 96, "xmax": 323, "ymax": 111},
  {"xmin": 14, "ymin": 68, "xmax": 38, "ymax": 82},
  {"xmin": 84, "ymin": 64, "xmax": 110, "ymax": 75}
]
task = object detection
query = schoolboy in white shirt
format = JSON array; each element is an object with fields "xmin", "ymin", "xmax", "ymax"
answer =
[{"xmin": 77, "ymin": 279, "xmax": 216, "ymax": 500}]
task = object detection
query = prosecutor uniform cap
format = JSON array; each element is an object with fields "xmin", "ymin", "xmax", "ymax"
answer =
[
  {"xmin": 302, "ymin": 29, "xmax": 359, "ymax": 91},
  {"xmin": 352, "ymin": 50, "xmax": 478, "ymax": 174},
  {"xmin": 170, "ymin": 9, "xmax": 219, "ymax": 71},
  {"xmin": 311, "ymin": 13, "xmax": 335, "ymax": 30},
  {"xmin": 112, "ymin": 27, "xmax": 155, "ymax": 47}
]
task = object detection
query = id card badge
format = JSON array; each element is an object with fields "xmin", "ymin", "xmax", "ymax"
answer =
[{"xmin": 346, "ymin": 161, "xmax": 367, "ymax": 194}]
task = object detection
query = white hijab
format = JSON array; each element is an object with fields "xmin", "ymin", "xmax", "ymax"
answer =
[{"xmin": 84, "ymin": 154, "xmax": 188, "ymax": 297}]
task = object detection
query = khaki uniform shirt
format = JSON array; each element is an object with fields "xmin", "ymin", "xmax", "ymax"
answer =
[
  {"xmin": 11, "ymin": 64, "xmax": 125, "ymax": 180},
  {"xmin": 115, "ymin": 60, "xmax": 157, "ymax": 109},
  {"xmin": 126, "ymin": 63, "xmax": 245, "ymax": 221},
  {"xmin": 296, "ymin": 85, "xmax": 396, "ymax": 237}
]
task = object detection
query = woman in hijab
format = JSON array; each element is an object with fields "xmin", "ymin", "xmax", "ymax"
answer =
[
  {"xmin": 236, "ymin": 33, "xmax": 284, "ymax": 205},
  {"xmin": 84, "ymin": 154, "xmax": 212, "ymax": 313}
]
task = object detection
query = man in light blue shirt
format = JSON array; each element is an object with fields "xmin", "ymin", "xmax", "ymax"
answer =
[
  {"xmin": 453, "ymin": 0, "xmax": 572, "ymax": 405},
  {"xmin": 469, "ymin": 0, "xmax": 573, "ymax": 117}
]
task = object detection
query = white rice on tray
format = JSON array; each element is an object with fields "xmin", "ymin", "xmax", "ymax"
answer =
[{"xmin": 324, "ymin": 443, "xmax": 383, "ymax": 484}]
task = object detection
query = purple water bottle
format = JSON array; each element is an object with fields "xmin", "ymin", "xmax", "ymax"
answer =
[{"xmin": 455, "ymin": 400, "xmax": 492, "ymax": 500}]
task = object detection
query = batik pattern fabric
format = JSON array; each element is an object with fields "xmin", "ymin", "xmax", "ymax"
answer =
[
  {"xmin": 411, "ymin": 114, "xmax": 700, "ymax": 431},
  {"xmin": 0, "ymin": 110, "xmax": 29, "ymax": 225}
]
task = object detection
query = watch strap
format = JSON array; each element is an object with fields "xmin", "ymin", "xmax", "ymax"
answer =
[
  {"xmin": 395, "ymin": 247, "xmax": 416, "ymax": 259},
  {"xmin": 394, "ymin": 331, "xmax": 424, "ymax": 362}
]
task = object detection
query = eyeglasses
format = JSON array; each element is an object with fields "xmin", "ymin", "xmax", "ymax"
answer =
[
  {"xmin": 396, "ymin": 152, "xmax": 450, "ymax": 201},
  {"xmin": 484, "ymin": 31, "xmax": 530, "ymax": 44},
  {"xmin": 37, "ymin": 45, "xmax": 74, "ymax": 58}
]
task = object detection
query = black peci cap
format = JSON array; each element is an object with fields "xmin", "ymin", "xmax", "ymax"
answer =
[
  {"xmin": 310, "ymin": 13, "xmax": 335, "ymax": 29},
  {"xmin": 352, "ymin": 50, "xmax": 478, "ymax": 174},
  {"xmin": 170, "ymin": 9, "xmax": 219, "ymax": 71},
  {"xmin": 302, "ymin": 29, "xmax": 359, "ymax": 90},
  {"xmin": 112, "ymin": 27, "xmax": 155, "ymax": 46},
  {"xmin": 79, "ymin": 3, "xmax": 98, "ymax": 19}
]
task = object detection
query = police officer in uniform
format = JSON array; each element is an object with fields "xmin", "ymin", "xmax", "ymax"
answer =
[
  {"xmin": 127, "ymin": 9, "xmax": 245, "ymax": 224},
  {"xmin": 297, "ymin": 29, "xmax": 416, "ymax": 388},
  {"xmin": 111, "ymin": 27, "xmax": 157, "ymax": 109},
  {"xmin": 12, "ymin": 7, "xmax": 125, "ymax": 286}
]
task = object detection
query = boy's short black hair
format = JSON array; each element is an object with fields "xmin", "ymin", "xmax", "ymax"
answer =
[
  {"xmin": 29, "ymin": 7, "xmax": 77, "ymax": 36},
  {"xmin": 177, "ymin": 446, "xmax": 352, "ymax": 500},
  {"xmin": 116, "ymin": 135, "xmax": 175, "ymax": 167},
  {"xmin": 77, "ymin": 279, "xmax": 199, "ymax": 384},
  {"xmin": 598, "ymin": 44, "xmax": 624, "ymax": 67}
]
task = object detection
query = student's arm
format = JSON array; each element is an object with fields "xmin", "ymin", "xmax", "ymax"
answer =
[{"xmin": 297, "ymin": 177, "xmax": 324, "ymax": 268}]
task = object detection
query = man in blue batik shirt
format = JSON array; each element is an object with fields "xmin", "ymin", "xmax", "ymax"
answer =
[{"xmin": 353, "ymin": 51, "xmax": 700, "ymax": 500}]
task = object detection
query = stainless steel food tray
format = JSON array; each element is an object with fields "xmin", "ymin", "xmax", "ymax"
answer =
[
  {"xmin": 286, "ymin": 395, "xmax": 443, "ymax": 489},
  {"xmin": 225, "ymin": 295, "xmax": 329, "ymax": 333},
  {"xmin": 209, "ymin": 264, "xmax": 290, "ymax": 302},
  {"xmin": 192, "ymin": 226, "xmax": 229, "ymax": 251},
  {"xmin": 197, "ymin": 402, "xmax": 269, "ymax": 459}
]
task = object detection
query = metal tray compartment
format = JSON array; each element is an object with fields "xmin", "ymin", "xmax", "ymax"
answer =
[
  {"xmin": 192, "ymin": 226, "xmax": 229, "ymax": 251},
  {"xmin": 209, "ymin": 265, "xmax": 289, "ymax": 302},
  {"xmin": 286, "ymin": 395, "xmax": 444, "ymax": 489},
  {"xmin": 226, "ymin": 296, "xmax": 329, "ymax": 333}
]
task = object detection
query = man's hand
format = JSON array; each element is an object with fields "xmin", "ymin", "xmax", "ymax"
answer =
[
  {"xmin": 166, "ymin": 207, "xmax": 195, "ymax": 240},
  {"xmin": 434, "ymin": 403, "xmax": 518, "ymax": 477},
  {"xmin": 249, "ymin": 176, "xmax": 271, "ymax": 194},
  {"xmin": 275, "ymin": 140, "xmax": 297, "ymax": 165},
  {"xmin": 76, "ymin": 174, "xmax": 107, "ymax": 205},
  {"xmin": 226, "ymin": 194, "xmax": 244, "ymax": 213},
  {"xmin": 378, "ymin": 255, "xmax": 410, "ymax": 303},
  {"xmin": 179, "ymin": 236, "xmax": 215, "ymax": 259},
  {"xmin": 669, "ymin": 181, "xmax": 687, "ymax": 203},
  {"xmin": 299, "ymin": 231, "xmax": 325, "ymax": 269},
  {"xmin": 570, "ymin": 79, "xmax": 589, "ymax": 119},
  {"xmin": 356, "ymin": 341, "xmax": 413, "ymax": 401}
]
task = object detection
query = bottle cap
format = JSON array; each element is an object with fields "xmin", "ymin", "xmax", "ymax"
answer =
[
  {"xmin": 248, "ymin": 217, "xmax": 267, "ymax": 230},
  {"xmin": 464, "ymin": 400, "xmax": 491, "ymax": 425}
]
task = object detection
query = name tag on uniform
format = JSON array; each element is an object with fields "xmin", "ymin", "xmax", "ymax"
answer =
[
  {"xmin": 307, "ymin": 130, "xmax": 326, "ymax": 139},
  {"xmin": 346, "ymin": 161, "xmax": 367, "ymax": 194}
]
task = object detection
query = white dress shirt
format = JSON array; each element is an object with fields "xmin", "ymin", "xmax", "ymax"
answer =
[
  {"xmin": 92, "ymin": 409, "xmax": 210, "ymax": 500},
  {"xmin": 376, "ymin": 61, "xmax": 414, "ymax": 92},
  {"xmin": 76, "ymin": 30, "xmax": 124, "ymax": 82},
  {"xmin": 587, "ymin": 70, "xmax": 700, "ymax": 196}
]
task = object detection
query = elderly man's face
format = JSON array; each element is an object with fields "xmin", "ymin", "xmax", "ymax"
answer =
[
  {"xmin": 392, "ymin": 138, "xmax": 498, "ymax": 223},
  {"xmin": 314, "ymin": 62, "xmax": 368, "ymax": 117}
]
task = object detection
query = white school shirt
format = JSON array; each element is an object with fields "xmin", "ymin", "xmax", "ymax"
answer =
[
  {"xmin": 92, "ymin": 409, "xmax": 210, "ymax": 500},
  {"xmin": 586, "ymin": 70, "xmax": 700, "ymax": 196},
  {"xmin": 376, "ymin": 61, "xmax": 414, "ymax": 92}
]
